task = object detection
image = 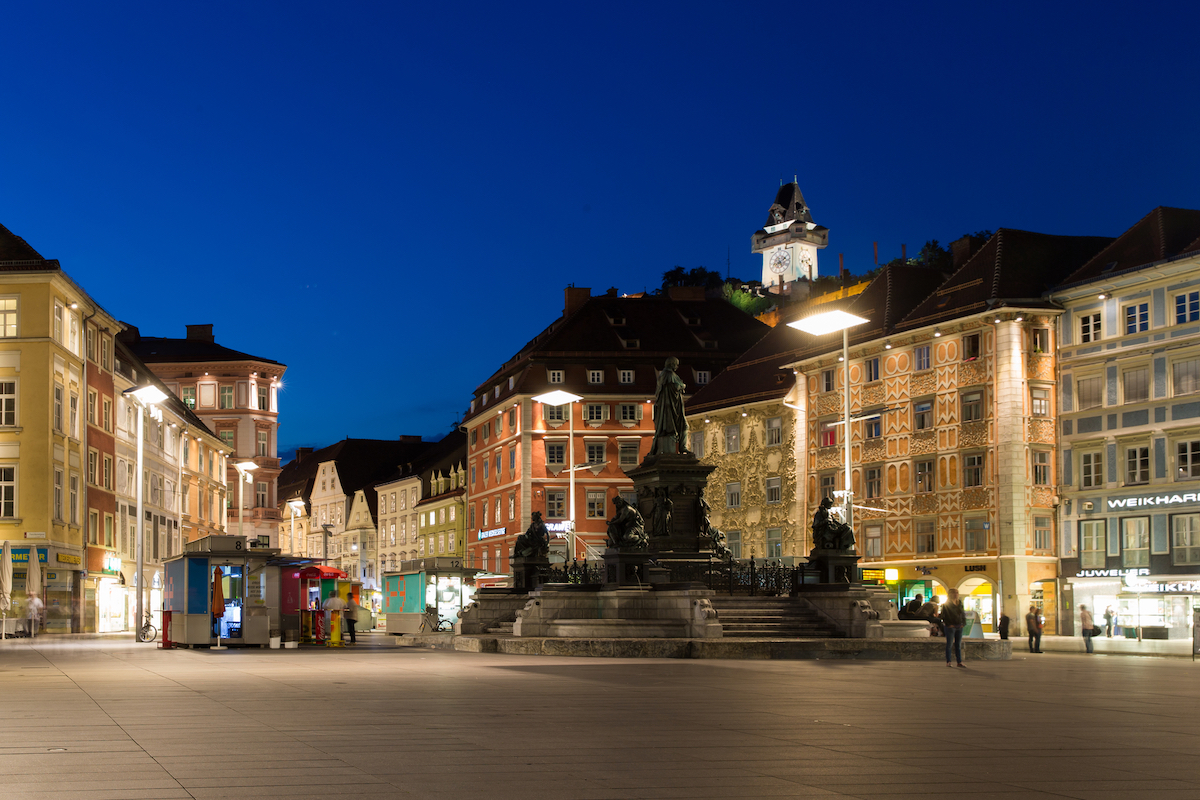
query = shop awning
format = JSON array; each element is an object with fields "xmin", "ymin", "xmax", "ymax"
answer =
[{"xmin": 299, "ymin": 565, "xmax": 348, "ymax": 580}]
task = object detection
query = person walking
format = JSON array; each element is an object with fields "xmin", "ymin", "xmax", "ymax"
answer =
[
  {"xmin": 998, "ymin": 612, "xmax": 1010, "ymax": 640},
  {"xmin": 1080, "ymin": 604, "xmax": 1095, "ymax": 654},
  {"xmin": 941, "ymin": 588, "xmax": 967, "ymax": 668},
  {"xmin": 1025, "ymin": 604, "xmax": 1043, "ymax": 653},
  {"xmin": 1103, "ymin": 606, "xmax": 1114, "ymax": 638},
  {"xmin": 344, "ymin": 598, "xmax": 359, "ymax": 644}
]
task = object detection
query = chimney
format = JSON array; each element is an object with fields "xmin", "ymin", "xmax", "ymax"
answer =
[
  {"xmin": 901, "ymin": 244, "xmax": 907, "ymax": 263},
  {"xmin": 294, "ymin": 446, "xmax": 314, "ymax": 463},
  {"xmin": 186, "ymin": 324, "xmax": 215, "ymax": 342},
  {"xmin": 951, "ymin": 235, "xmax": 987, "ymax": 269},
  {"xmin": 397, "ymin": 435, "xmax": 423, "ymax": 443},
  {"xmin": 564, "ymin": 286, "xmax": 592, "ymax": 317},
  {"xmin": 873, "ymin": 242, "xmax": 879, "ymax": 266}
]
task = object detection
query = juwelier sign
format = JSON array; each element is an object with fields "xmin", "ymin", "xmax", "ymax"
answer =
[
  {"xmin": 1108, "ymin": 493, "xmax": 1200, "ymax": 509},
  {"xmin": 1075, "ymin": 568, "xmax": 1150, "ymax": 578}
]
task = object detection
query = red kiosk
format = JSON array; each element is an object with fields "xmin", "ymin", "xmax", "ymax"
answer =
[{"xmin": 292, "ymin": 564, "xmax": 348, "ymax": 643}]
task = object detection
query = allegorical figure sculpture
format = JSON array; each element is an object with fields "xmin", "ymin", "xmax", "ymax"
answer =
[
  {"xmin": 648, "ymin": 486, "xmax": 673, "ymax": 538},
  {"xmin": 606, "ymin": 496, "xmax": 647, "ymax": 550},
  {"xmin": 513, "ymin": 511, "xmax": 551, "ymax": 559},
  {"xmin": 811, "ymin": 496, "xmax": 855, "ymax": 552},
  {"xmin": 696, "ymin": 487, "xmax": 732, "ymax": 558},
  {"xmin": 649, "ymin": 356, "xmax": 690, "ymax": 456}
]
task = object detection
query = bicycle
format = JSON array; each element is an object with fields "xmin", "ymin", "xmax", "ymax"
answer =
[
  {"xmin": 139, "ymin": 614, "xmax": 158, "ymax": 643},
  {"xmin": 418, "ymin": 606, "xmax": 453, "ymax": 633}
]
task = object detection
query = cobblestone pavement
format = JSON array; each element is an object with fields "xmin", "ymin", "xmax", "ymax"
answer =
[{"xmin": 1, "ymin": 635, "xmax": 1199, "ymax": 799}]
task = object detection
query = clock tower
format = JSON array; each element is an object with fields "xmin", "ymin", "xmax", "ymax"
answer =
[{"xmin": 751, "ymin": 181, "xmax": 828, "ymax": 288}]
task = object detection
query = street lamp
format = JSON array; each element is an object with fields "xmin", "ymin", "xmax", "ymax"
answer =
[
  {"xmin": 287, "ymin": 499, "xmax": 305, "ymax": 555},
  {"xmin": 233, "ymin": 461, "xmax": 258, "ymax": 539},
  {"xmin": 532, "ymin": 389, "xmax": 583, "ymax": 561},
  {"xmin": 122, "ymin": 384, "xmax": 167, "ymax": 643},
  {"xmin": 788, "ymin": 309, "xmax": 869, "ymax": 536}
]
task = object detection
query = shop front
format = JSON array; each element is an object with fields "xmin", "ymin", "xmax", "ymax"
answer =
[
  {"xmin": 383, "ymin": 557, "xmax": 478, "ymax": 634},
  {"xmin": 875, "ymin": 563, "xmax": 1000, "ymax": 633},
  {"xmin": 1067, "ymin": 569, "xmax": 1196, "ymax": 641}
]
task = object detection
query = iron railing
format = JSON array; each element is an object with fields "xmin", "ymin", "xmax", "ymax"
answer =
[{"xmin": 535, "ymin": 557, "xmax": 827, "ymax": 596}]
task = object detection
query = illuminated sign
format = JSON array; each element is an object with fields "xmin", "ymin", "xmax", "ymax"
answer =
[
  {"xmin": 478, "ymin": 527, "xmax": 507, "ymax": 540},
  {"xmin": 964, "ymin": 565, "xmax": 988, "ymax": 572},
  {"xmin": 1125, "ymin": 579, "xmax": 1200, "ymax": 594},
  {"xmin": 57, "ymin": 553, "xmax": 81, "ymax": 565},
  {"xmin": 1075, "ymin": 568, "xmax": 1149, "ymax": 578},
  {"xmin": 861, "ymin": 569, "xmax": 885, "ymax": 581},
  {"xmin": 1108, "ymin": 493, "xmax": 1199, "ymax": 509},
  {"xmin": 103, "ymin": 554, "xmax": 122, "ymax": 573}
]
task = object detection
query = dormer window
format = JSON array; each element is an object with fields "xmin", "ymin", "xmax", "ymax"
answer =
[
  {"xmin": 494, "ymin": 385, "xmax": 500, "ymax": 399},
  {"xmin": 621, "ymin": 337, "xmax": 640, "ymax": 349},
  {"xmin": 696, "ymin": 370, "xmax": 710, "ymax": 385},
  {"xmin": 606, "ymin": 312, "xmax": 626, "ymax": 326},
  {"xmin": 548, "ymin": 369, "xmax": 564, "ymax": 384},
  {"xmin": 619, "ymin": 369, "xmax": 634, "ymax": 384},
  {"xmin": 588, "ymin": 370, "xmax": 604, "ymax": 384}
]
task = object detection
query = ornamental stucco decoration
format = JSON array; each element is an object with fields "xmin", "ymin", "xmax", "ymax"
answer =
[
  {"xmin": 1028, "ymin": 418, "xmax": 1055, "ymax": 444},
  {"xmin": 960, "ymin": 420, "xmax": 989, "ymax": 448}
]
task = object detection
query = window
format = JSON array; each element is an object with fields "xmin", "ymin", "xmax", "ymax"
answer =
[
  {"xmin": 69, "ymin": 394, "xmax": 77, "ymax": 437},
  {"xmin": 962, "ymin": 391, "xmax": 982, "ymax": 421},
  {"xmin": 100, "ymin": 337, "xmax": 110, "ymax": 371},
  {"xmin": 0, "ymin": 298, "xmax": 16, "ymax": 337},
  {"xmin": 509, "ymin": 447, "xmax": 516, "ymax": 472},
  {"xmin": 102, "ymin": 455, "xmax": 112, "ymax": 490},
  {"xmin": 865, "ymin": 468, "xmax": 881, "ymax": 498},
  {"xmin": 545, "ymin": 442, "xmax": 565, "ymax": 467},
  {"xmin": 724, "ymin": 425, "xmax": 740, "ymax": 453},
  {"xmin": 181, "ymin": 387, "xmax": 196, "ymax": 409},
  {"xmin": 619, "ymin": 369, "xmax": 634, "ymax": 384},
  {"xmin": 1176, "ymin": 291, "xmax": 1200, "ymax": 324},
  {"xmin": 1080, "ymin": 520, "xmax": 1105, "ymax": 568},
  {"xmin": 619, "ymin": 442, "xmax": 639, "ymax": 467},
  {"xmin": 689, "ymin": 431, "xmax": 704, "ymax": 458},
  {"xmin": 505, "ymin": 495, "xmax": 511, "ymax": 522},
  {"xmin": 696, "ymin": 371, "xmax": 710, "ymax": 385},
  {"xmin": 864, "ymin": 413, "xmax": 881, "ymax": 439},
  {"xmin": 865, "ymin": 358, "xmax": 880, "ymax": 382},
  {"xmin": 1033, "ymin": 516, "xmax": 1051, "ymax": 551},
  {"xmin": 1077, "ymin": 377, "xmax": 1103, "ymax": 410},
  {"xmin": 1081, "ymin": 451, "xmax": 1103, "ymax": 487},
  {"xmin": 913, "ymin": 401, "xmax": 932, "ymax": 430},
  {"xmin": 726, "ymin": 531, "xmax": 741, "ymax": 559},
  {"xmin": 1126, "ymin": 447, "xmax": 1149, "ymax": 485},
  {"xmin": 54, "ymin": 302, "xmax": 63, "ymax": 342},
  {"xmin": 1125, "ymin": 302, "xmax": 1149, "ymax": 334},
  {"xmin": 480, "ymin": 501, "xmax": 487, "ymax": 527},
  {"xmin": 480, "ymin": 549, "xmax": 488, "ymax": 572},
  {"xmin": 545, "ymin": 404, "xmax": 565, "ymax": 423},
  {"xmin": 818, "ymin": 421, "xmax": 836, "ymax": 448},
  {"xmin": 1177, "ymin": 440, "xmax": 1200, "ymax": 479},
  {"xmin": 1080, "ymin": 313, "xmax": 1101, "ymax": 343},
  {"xmin": 0, "ymin": 381, "xmax": 14, "ymax": 428},
  {"xmin": 102, "ymin": 398, "xmax": 111, "ymax": 432},
  {"xmin": 88, "ymin": 449, "xmax": 97, "ymax": 485},
  {"xmin": 1031, "ymin": 388, "xmax": 1049, "ymax": 416},
  {"xmin": 54, "ymin": 469, "xmax": 63, "ymax": 520},
  {"xmin": 1033, "ymin": 451, "xmax": 1051, "ymax": 486},
  {"xmin": 495, "ymin": 453, "xmax": 502, "ymax": 478},
  {"xmin": 86, "ymin": 326, "xmax": 94, "ymax": 361},
  {"xmin": 257, "ymin": 430, "xmax": 268, "ymax": 457},
  {"xmin": 1174, "ymin": 359, "xmax": 1200, "ymax": 396},
  {"xmin": 864, "ymin": 525, "xmax": 881, "ymax": 558},
  {"xmin": 1172, "ymin": 514, "xmax": 1200, "ymax": 565},
  {"xmin": 915, "ymin": 460, "xmax": 934, "ymax": 493},
  {"xmin": 104, "ymin": 514, "xmax": 114, "ymax": 547},
  {"xmin": 54, "ymin": 385, "xmax": 63, "ymax": 432},
  {"xmin": 1031, "ymin": 328, "xmax": 1049, "ymax": 353},
  {"xmin": 468, "ymin": 504, "xmax": 475, "ymax": 529},
  {"xmin": 916, "ymin": 520, "xmax": 936, "ymax": 554},
  {"xmin": 1123, "ymin": 368, "xmax": 1148, "ymax": 404},
  {"xmin": 821, "ymin": 369, "xmax": 835, "ymax": 392},
  {"xmin": 494, "ymin": 498, "xmax": 501, "ymax": 525},
  {"xmin": 0, "ymin": 465, "xmax": 15, "ymax": 518},
  {"xmin": 766, "ymin": 528, "xmax": 782, "ymax": 558},
  {"xmin": 914, "ymin": 345, "xmax": 931, "ymax": 371},
  {"xmin": 546, "ymin": 490, "xmax": 565, "ymax": 519},
  {"xmin": 586, "ymin": 442, "xmax": 604, "ymax": 464},
  {"xmin": 725, "ymin": 482, "xmax": 741, "ymax": 509},
  {"xmin": 219, "ymin": 430, "xmax": 234, "ymax": 449},
  {"xmin": 964, "ymin": 518, "xmax": 987, "ymax": 552},
  {"xmin": 258, "ymin": 386, "xmax": 268, "ymax": 410},
  {"xmin": 1122, "ymin": 517, "xmax": 1149, "ymax": 567},
  {"xmin": 219, "ymin": 386, "xmax": 233, "ymax": 409},
  {"xmin": 586, "ymin": 490, "xmax": 606, "ymax": 518},
  {"xmin": 482, "ymin": 460, "xmax": 488, "ymax": 482},
  {"xmin": 765, "ymin": 477, "xmax": 781, "ymax": 504},
  {"xmin": 548, "ymin": 369, "xmax": 564, "ymax": 384},
  {"xmin": 585, "ymin": 403, "xmax": 604, "ymax": 422},
  {"xmin": 820, "ymin": 474, "xmax": 836, "ymax": 501},
  {"xmin": 588, "ymin": 369, "xmax": 604, "ymax": 384},
  {"xmin": 765, "ymin": 417, "xmax": 782, "ymax": 446},
  {"xmin": 964, "ymin": 454, "xmax": 984, "ymax": 487},
  {"xmin": 962, "ymin": 333, "xmax": 980, "ymax": 360},
  {"xmin": 69, "ymin": 475, "xmax": 79, "ymax": 524},
  {"xmin": 619, "ymin": 403, "xmax": 639, "ymax": 422}
]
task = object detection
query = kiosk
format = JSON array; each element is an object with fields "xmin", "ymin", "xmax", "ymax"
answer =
[{"xmin": 383, "ymin": 557, "xmax": 478, "ymax": 634}]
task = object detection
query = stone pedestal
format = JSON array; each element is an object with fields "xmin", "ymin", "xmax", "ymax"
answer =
[
  {"xmin": 512, "ymin": 584, "xmax": 722, "ymax": 639},
  {"xmin": 805, "ymin": 549, "xmax": 861, "ymax": 587},
  {"xmin": 624, "ymin": 453, "xmax": 717, "ymax": 554},
  {"xmin": 511, "ymin": 556, "xmax": 549, "ymax": 593},
  {"xmin": 603, "ymin": 549, "xmax": 653, "ymax": 588}
]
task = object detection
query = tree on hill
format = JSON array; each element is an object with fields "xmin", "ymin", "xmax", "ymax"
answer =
[{"xmin": 662, "ymin": 266, "xmax": 732, "ymax": 291}]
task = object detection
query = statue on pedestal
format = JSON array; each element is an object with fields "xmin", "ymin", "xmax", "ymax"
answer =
[
  {"xmin": 811, "ymin": 496, "xmax": 855, "ymax": 552},
  {"xmin": 648, "ymin": 356, "xmax": 690, "ymax": 456},
  {"xmin": 513, "ymin": 511, "xmax": 550, "ymax": 559},
  {"xmin": 606, "ymin": 496, "xmax": 647, "ymax": 550},
  {"xmin": 648, "ymin": 486, "xmax": 673, "ymax": 538}
]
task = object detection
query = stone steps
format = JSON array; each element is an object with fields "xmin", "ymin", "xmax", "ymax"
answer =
[
  {"xmin": 486, "ymin": 622, "xmax": 514, "ymax": 635},
  {"xmin": 710, "ymin": 597, "xmax": 843, "ymax": 639}
]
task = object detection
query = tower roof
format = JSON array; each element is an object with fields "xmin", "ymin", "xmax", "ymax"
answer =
[{"xmin": 764, "ymin": 181, "xmax": 816, "ymax": 228}]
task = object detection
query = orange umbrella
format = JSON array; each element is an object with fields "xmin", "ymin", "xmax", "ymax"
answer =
[{"xmin": 211, "ymin": 566, "xmax": 225, "ymax": 618}]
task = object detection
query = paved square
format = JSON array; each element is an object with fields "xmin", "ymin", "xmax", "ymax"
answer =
[{"xmin": 2, "ymin": 636, "xmax": 1199, "ymax": 799}]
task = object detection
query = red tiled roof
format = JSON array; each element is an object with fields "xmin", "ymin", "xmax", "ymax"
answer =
[{"xmin": 1057, "ymin": 207, "xmax": 1200, "ymax": 287}]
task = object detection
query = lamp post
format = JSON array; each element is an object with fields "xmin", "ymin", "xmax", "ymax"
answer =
[
  {"xmin": 532, "ymin": 389, "xmax": 583, "ymax": 561},
  {"xmin": 789, "ymin": 309, "xmax": 869, "ymax": 535},
  {"xmin": 122, "ymin": 384, "xmax": 167, "ymax": 643},
  {"xmin": 233, "ymin": 461, "xmax": 258, "ymax": 540},
  {"xmin": 287, "ymin": 499, "xmax": 305, "ymax": 555}
]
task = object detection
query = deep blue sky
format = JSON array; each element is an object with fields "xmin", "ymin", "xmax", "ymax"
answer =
[{"xmin": 4, "ymin": 2, "xmax": 1198, "ymax": 455}]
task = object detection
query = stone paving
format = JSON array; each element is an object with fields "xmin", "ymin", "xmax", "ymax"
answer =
[{"xmin": 2, "ymin": 633, "xmax": 1200, "ymax": 799}]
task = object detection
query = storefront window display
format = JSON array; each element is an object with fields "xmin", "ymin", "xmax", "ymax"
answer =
[{"xmin": 960, "ymin": 577, "xmax": 996, "ymax": 633}]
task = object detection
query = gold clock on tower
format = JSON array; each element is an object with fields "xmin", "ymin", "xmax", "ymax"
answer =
[{"xmin": 769, "ymin": 249, "xmax": 791, "ymax": 274}]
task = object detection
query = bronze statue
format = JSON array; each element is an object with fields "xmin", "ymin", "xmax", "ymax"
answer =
[
  {"xmin": 513, "ymin": 511, "xmax": 550, "ymax": 559},
  {"xmin": 812, "ymin": 496, "xmax": 855, "ymax": 552},
  {"xmin": 606, "ymin": 496, "xmax": 647, "ymax": 550},
  {"xmin": 648, "ymin": 486, "xmax": 673, "ymax": 538},
  {"xmin": 649, "ymin": 356, "xmax": 690, "ymax": 456}
]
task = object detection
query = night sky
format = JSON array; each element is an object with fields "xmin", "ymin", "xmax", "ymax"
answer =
[{"xmin": 4, "ymin": 2, "xmax": 1198, "ymax": 456}]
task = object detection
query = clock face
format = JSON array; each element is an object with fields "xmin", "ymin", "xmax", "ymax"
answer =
[
  {"xmin": 798, "ymin": 250, "xmax": 814, "ymax": 272},
  {"xmin": 769, "ymin": 249, "xmax": 791, "ymax": 274}
]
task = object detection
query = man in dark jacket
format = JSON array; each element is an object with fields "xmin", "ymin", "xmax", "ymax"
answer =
[
  {"xmin": 941, "ymin": 589, "xmax": 967, "ymax": 667},
  {"xmin": 1025, "ymin": 604, "xmax": 1043, "ymax": 653}
]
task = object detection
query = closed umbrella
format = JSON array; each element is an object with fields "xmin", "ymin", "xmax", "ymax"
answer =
[
  {"xmin": 1, "ymin": 540, "xmax": 11, "ymax": 639},
  {"xmin": 24, "ymin": 547, "xmax": 41, "ymax": 637},
  {"xmin": 211, "ymin": 566, "xmax": 227, "ymax": 650}
]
